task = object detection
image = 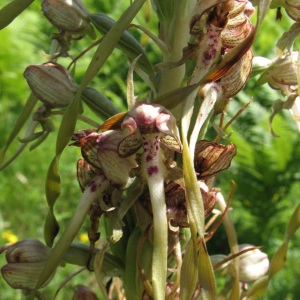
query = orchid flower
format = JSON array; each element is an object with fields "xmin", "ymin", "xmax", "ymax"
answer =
[{"xmin": 118, "ymin": 101, "xmax": 182, "ymax": 299}]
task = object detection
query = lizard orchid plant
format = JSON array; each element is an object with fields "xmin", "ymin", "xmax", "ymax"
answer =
[{"xmin": 1, "ymin": 0, "xmax": 300, "ymax": 299}]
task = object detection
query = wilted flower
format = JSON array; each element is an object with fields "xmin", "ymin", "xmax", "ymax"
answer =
[
  {"xmin": 258, "ymin": 51, "xmax": 298, "ymax": 96},
  {"xmin": 138, "ymin": 179, "xmax": 217, "ymax": 229},
  {"xmin": 194, "ymin": 140, "xmax": 237, "ymax": 180},
  {"xmin": 72, "ymin": 129, "xmax": 137, "ymax": 188},
  {"xmin": 42, "ymin": 0, "xmax": 93, "ymax": 34},
  {"xmin": 189, "ymin": 0, "xmax": 254, "ymax": 67},
  {"xmin": 24, "ymin": 62, "xmax": 78, "ymax": 108},
  {"xmin": 1, "ymin": 239, "xmax": 53, "ymax": 290},
  {"xmin": 227, "ymin": 244, "xmax": 269, "ymax": 283}
]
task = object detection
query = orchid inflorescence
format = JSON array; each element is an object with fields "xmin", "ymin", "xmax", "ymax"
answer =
[{"xmin": 1, "ymin": 0, "xmax": 300, "ymax": 299}]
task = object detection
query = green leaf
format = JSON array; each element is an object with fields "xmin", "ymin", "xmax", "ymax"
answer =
[
  {"xmin": 198, "ymin": 239, "xmax": 217, "ymax": 299},
  {"xmin": 285, "ymin": 203, "xmax": 300, "ymax": 240},
  {"xmin": 44, "ymin": 156, "xmax": 61, "ymax": 247},
  {"xmin": 90, "ymin": 13, "xmax": 158, "ymax": 90},
  {"xmin": 180, "ymin": 240, "xmax": 198, "ymax": 300},
  {"xmin": 0, "ymin": 0, "xmax": 34, "ymax": 30}
]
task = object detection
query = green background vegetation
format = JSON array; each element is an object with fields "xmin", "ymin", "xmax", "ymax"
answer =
[{"xmin": 0, "ymin": 1, "xmax": 299, "ymax": 299}]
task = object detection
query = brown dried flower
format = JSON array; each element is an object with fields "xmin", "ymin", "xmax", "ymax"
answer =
[{"xmin": 194, "ymin": 140, "xmax": 237, "ymax": 180}]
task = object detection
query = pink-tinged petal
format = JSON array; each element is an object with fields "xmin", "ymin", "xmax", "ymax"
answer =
[
  {"xmin": 96, "ymin": 130, "xmax": 125, "ymax": 151},
  {"xmin": 156, "ymin": 112, "xmax": 182, "ymax": 152},
  {"xmin": 127, "ymin": 102, "xmax": 163, "ymax": 126},
  {"xmin": 120, "ymin": 116, "xmax": 138, "ymax": 135},
  {"xmin": 118, "ymin": 132, "xmax": 143, "ymax": 158}
]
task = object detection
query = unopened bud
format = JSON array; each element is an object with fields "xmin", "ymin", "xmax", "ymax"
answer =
[
  {"xmin": 228, "ymin": 244, "xmax": 269, "ymax": 283},
  {"xmin": 42, "ymin": 0, "xmax": 93, "ymax": 34},
  {"xmin": 73, "ymin": 284, "xmax": 98, "ymax": 300},
  {"xmin": 1, "ymin": 239, "xmax": 54, "ymax": 290},
  {"xmin": 24, "ymin": 62, "xmax": 78, "ymax": 108},
  {"xmin": 194, "ymin": 140, "xmax": 237, "ymax": 180}
]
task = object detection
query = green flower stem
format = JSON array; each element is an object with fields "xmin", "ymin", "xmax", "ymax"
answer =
[
  {"xmin": 32, "ymin": 176, "xmax": 110, "ymax": 295},
  {"xmin": 142, "ymin": 134, "xmax": 167, "ymax": 300},
  {"xmin": 216, "ymin": 192, "xmax": 239, "ymax": 300}
]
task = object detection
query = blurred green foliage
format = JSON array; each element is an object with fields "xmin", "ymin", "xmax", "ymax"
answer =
[{"xmin": 0, "ymin": 1, "xmax": 300, "ymax": 299}]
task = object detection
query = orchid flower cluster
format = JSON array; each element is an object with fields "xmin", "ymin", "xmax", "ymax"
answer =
[{"xmin": 1, "ymin": 0, "xmax": 300, "ymax": 299}]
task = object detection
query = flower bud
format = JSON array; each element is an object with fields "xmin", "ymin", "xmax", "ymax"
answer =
[
  {"xmin": 42, "ymin": 0, "xmax": 93, "ymax": 34},
  {"xmin": 24, "ymin": 62, "xmax": 78, "ymax": 108},
  {"xmin": 194, "ymin": 140, "xmax": 237, "ymax": 180},
  {"xmin": 5, "ymin": 239, "xmax": 51, "ymax": 263},
  {"xmin": 227, "ymin": 244, "xmax": 269, "ymax": 283},
  {"xmin": 1, "ymin": 239, "xmax": 54, "ymax": 290},
  {"xmin": 72, "ymin": 284, "xmax": 98, "ymax": 300}
]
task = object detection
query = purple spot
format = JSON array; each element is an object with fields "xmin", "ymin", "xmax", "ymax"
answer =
[
  {"xmin": 90, "ymin": 181, "xmax": 97, "ymax": 192},
  {"xmin": 147, "ymin": 166, "xmax": 159, "ymax": 176},
  {"xmin": 156, "ymin": 145, "xmax": 159, "ymax": 150},
  {"xmin": 146, "ymin": 155, "xmax": 153, "ymax": 162}
]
